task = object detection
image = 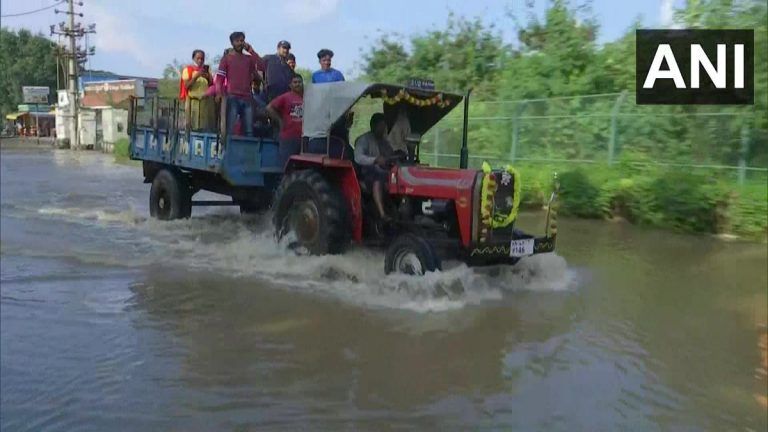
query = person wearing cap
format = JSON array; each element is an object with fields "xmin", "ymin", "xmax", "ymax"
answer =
[
  {"xmin": 262, "ymin": 40, "xmax": 294, "ymax": 102},
  {"xmin": 311, "ymin": 49, "xmax": 345, "ymax": 84}
]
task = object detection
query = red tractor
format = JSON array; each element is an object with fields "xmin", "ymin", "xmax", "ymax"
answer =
[{"xmin": 273, "ymin": 81, "xmax": 559, "ymax": 275}]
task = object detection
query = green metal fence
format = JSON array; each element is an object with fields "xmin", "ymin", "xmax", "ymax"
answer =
[{"xmin": 350, "ymin": 92, "xmax": 767, "ymax": 185}]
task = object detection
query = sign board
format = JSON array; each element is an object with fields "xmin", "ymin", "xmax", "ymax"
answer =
[
  {"xmin": 22, "ymin": 86, "xmax": 50, "ymax": 104},
  {"xmin": 83, "ymin": 80, "xmax": 139, "ymax": 93},
  {"xmin": 407, "ymin": 78, "xmax": 435, "ymax": 91}
]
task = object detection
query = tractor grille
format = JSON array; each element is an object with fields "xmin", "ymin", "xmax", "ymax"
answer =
[
  {"xmin": 476, "ymin": 169, "xmax": 518, "ymax": 243},
  {"xmin": 492, "ymin": 170, "xmax": 516, "ymax": 219}
]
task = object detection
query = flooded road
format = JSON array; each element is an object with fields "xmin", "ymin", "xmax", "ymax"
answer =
[{"xmin": 1, "ymin": 144, "xmax": 766, "ymax": 431}]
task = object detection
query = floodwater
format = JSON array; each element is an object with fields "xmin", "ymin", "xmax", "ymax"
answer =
[{"xmin": 1, "ymin": 142, "xmax": 766, "ymax": 431}]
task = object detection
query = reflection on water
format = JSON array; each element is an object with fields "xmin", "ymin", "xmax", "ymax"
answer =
[{"xmin": 1, "ymin": 147, "xmax": 766, "ymax": 431}]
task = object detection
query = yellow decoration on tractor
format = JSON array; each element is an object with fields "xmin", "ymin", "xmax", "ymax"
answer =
[
  {"xmin": 479, "ymin": 162, "xmax": 522, "ymax": 240},
  {"xmin": 380, "ymin": 89, "xmax": 452, "ymax": 108}
]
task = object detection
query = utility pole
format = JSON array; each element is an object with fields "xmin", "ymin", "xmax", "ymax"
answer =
[
  {"xmin": 67, "ymin": 0, "xmax": 79, "ymax": 149},
  {"xmin": 50, "ymin": 1, "xmax": 96, "ymax": 150}
]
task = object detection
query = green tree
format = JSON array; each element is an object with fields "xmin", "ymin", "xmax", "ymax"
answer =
[
  {"xmin": 361, "ymin": 14, "xmax": 507, "ymax": 95},
  {"xmin": 0, "ymin": 28, "xmax": 58, "ymax": 117}
]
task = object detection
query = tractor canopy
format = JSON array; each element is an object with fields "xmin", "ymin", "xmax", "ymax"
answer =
[{"xmin": 302, "ymin": 81, "xmax": 463, "ymax": 139}]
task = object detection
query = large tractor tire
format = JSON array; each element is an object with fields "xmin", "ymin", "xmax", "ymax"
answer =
[
  {"xmin": 272, "ymin": 169, "xmax": 349, "ymax": 255},
  {"xmin": 384, "ymin": 234, "xmax": 441, "ymax": 275},
  {"xmin": 149, "ymin": 169, "xmax": 192, "ymax": 220}
]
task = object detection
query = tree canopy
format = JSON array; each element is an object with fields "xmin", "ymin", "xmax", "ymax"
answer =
[{"xmin": 0, "ymin": 28, "xmax": 59, "ymax": 116}]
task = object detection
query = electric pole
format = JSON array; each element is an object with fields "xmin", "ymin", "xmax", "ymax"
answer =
[{"xmin": 50, "ymin": 0, "xmax": 95, "ymax": 150}]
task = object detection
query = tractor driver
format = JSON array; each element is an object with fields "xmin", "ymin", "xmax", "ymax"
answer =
[{"xmin": 354, "ymin": 113, "xmax": 398, "ymax": 222}]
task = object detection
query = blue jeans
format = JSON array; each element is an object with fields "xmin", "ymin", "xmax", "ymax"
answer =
[
  {"xmin": 278, "ymin": 138, "xmax": 301, "ymax": 167},
  {"xmin": 226, "ymin": 97, "xmax": 253, "ymax": 137}
]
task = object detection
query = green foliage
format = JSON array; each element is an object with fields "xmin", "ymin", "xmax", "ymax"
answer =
[
  {"xmin": 728, "ymin": 183, "xmax": 768, "ymax": 238},
  {"xmin": 0, "ymin": 28, "xmax": 58, "ymax": 118},
  {"xmin": 158, "ymin": 79, "xmax": 178, "ymax": 99},
  {"xmin": 558, "ymin": 169, "xmax": 605, "ymax": 218},
  {"xmin": 361, "ymin": 13, "xmax": 507, "ymax": 95},
  {"xmin": 163, "ymin": 59, "xmax": 183, "ymax": 80},
  {"xmin": 513, "ymin": 162, "xmax": 766, "ymax": 239},
  {"xmin": 113, "ymin": 138, "xmax": 130, "ymax": 159},
  {"xmin": 295, "ymin": 67, "xmax": 313, "ymax": 84},
  {"xmin": 648, "ymin": 171, "xmax": 724, "ymax": 233}
]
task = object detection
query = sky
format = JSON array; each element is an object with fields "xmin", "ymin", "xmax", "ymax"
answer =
[{"xmin": 1, "ymin": 0, "xmax": 680, "ymax": 79}]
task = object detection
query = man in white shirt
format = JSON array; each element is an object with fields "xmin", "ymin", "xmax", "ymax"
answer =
[
  {"xmin": 387, "ymin": 105, "xmax": 411, "ymax": 153},
  {"xmin": 355, "ymin": 113, "xmax": 394, "ymax": 221}
]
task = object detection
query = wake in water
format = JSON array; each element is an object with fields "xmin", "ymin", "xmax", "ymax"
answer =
[{"xmin": 21, "ymin": 203, "xmax": 576, "ymax": 312}]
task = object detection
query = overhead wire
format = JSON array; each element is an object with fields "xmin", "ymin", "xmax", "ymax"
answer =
[{"xmin": 2, "ymin": 1, "xmax": 66, "ymax": 18}]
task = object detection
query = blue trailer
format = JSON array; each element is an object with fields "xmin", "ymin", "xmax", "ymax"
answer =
[{"xmin": 128, "ymin": 96, "xmax": 283, "ymax": 218}]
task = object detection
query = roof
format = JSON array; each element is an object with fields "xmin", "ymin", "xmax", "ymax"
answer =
[
  {"xmin": 5, "ymin": 111, "xmax": 55, "ymax": 120},
  {"xmin": 302, "ymin": 81, "xmax": 463, "ymax": 139}
]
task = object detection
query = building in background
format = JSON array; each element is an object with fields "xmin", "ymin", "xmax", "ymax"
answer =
[
  {"xmin": 55, "ymin": 70, "xmax": 158, "ymax": 149},
  {"xmin": 4, "ymin": 104, "xmax": 56, "ymax": 137}
]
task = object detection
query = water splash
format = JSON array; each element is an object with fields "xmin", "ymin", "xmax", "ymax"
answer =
[{"xmin": 20, "ymin": 203, "xmax": 576, "ymax": 312}]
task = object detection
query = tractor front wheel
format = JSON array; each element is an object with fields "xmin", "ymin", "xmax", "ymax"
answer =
[{"xmin": 384, "ymin": 234, "xmax": 441, "ymax": 275}]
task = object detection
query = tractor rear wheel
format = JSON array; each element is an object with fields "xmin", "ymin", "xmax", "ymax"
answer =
[
  {"xmin": 149, "ymin": 169, "xmax": 192, "ymax": 220},
  {"xmin": 384, "ymin": 234, "xmax": 441, "ymax": 275},
  {"xmin": 273, "ymin": 169, "xmax": 349, "ymax": 255}
]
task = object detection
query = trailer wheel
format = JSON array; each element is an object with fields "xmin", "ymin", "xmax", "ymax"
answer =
[
  {"xmin": 384, "ymin": 234, "xmax": 441, "ymax": 275},
  {"xmin": 273, "ymin": 169, "xmax": 348, "ymax": 255},
  {"xmin": 149, "ymin": 169, "xmax": 192, "ymax": 220}
]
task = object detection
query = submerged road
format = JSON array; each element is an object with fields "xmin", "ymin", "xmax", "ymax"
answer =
[{"xmin": 1, "ymin": 143, "xmax": 766, "ymax": 431}]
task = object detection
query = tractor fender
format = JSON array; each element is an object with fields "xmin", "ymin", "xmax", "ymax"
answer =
[{"xmin": 284, "ymin": 154, "xmax": 363, "ymax": 243}]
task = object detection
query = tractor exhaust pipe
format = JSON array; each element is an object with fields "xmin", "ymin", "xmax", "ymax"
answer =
[{"xmin": 460, "ymin": 88, "xmax": 472, "ymax": 169}]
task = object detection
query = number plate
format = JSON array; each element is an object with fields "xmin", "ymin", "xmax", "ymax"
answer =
[{"xmin": 510, "ymin": 239, "xmax": 534, "ymax": 257}]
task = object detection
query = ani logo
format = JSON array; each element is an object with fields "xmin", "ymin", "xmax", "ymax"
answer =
[{"xmin": 636, "ymin": 29, "xmax": 754, "ymax": 104}]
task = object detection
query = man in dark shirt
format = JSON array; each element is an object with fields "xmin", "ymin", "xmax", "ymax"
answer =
[
  {"xmin": 262, "ymin": 40, "xmax": 294, "ymax": 102},
  {"xmin": 216, "ymin": 31, "xmax": 263, "ymax": 137}
]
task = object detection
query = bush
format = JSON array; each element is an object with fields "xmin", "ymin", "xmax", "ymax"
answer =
[
  {"xmin": 510, "ymin": 162, "xmax": 766, "ymax": 240},
  {"xmin": 558, "ymin": 168, "xmax": 606, "ymax": 218},
  {"xmin": 649, "ymin": 171, "xmax": 725, "ymax": 233},
  {"xmin": 113, "ymin": 138, "xmax": 130, "ymax": 159},
  {"xmin": 728, "ymin": 184, "xmax": 768, "ymax": 239}
]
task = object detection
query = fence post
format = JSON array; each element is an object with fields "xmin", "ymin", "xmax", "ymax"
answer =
[
  {"xmin": 509, "ymin": 101, "xmax": 527, "ymax": 163},
  {"xmin": 434, "ymin": 127, "xmax": 440, "ymax": 166},
  {"xmin": 608, "ymin": 91, "xmax": 627, "ymax": 165},
  {"xmin": 738, "ymin": 123, "xmax": 750, "ymax": 186}
]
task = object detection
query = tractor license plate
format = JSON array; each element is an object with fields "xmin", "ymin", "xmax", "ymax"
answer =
[{"xmin": 510, "ymin": 239, "xmax": 534, "ymax": 257}]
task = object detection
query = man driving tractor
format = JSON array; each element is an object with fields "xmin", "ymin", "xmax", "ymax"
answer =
[{"xmin": 354, "ymin": 113, "xmax": 397, "ymax": 222}]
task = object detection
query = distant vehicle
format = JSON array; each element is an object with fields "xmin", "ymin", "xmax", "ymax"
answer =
[{"xmin": 127, "ymin": 80, "xmax": 559, "ymax": 275}]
